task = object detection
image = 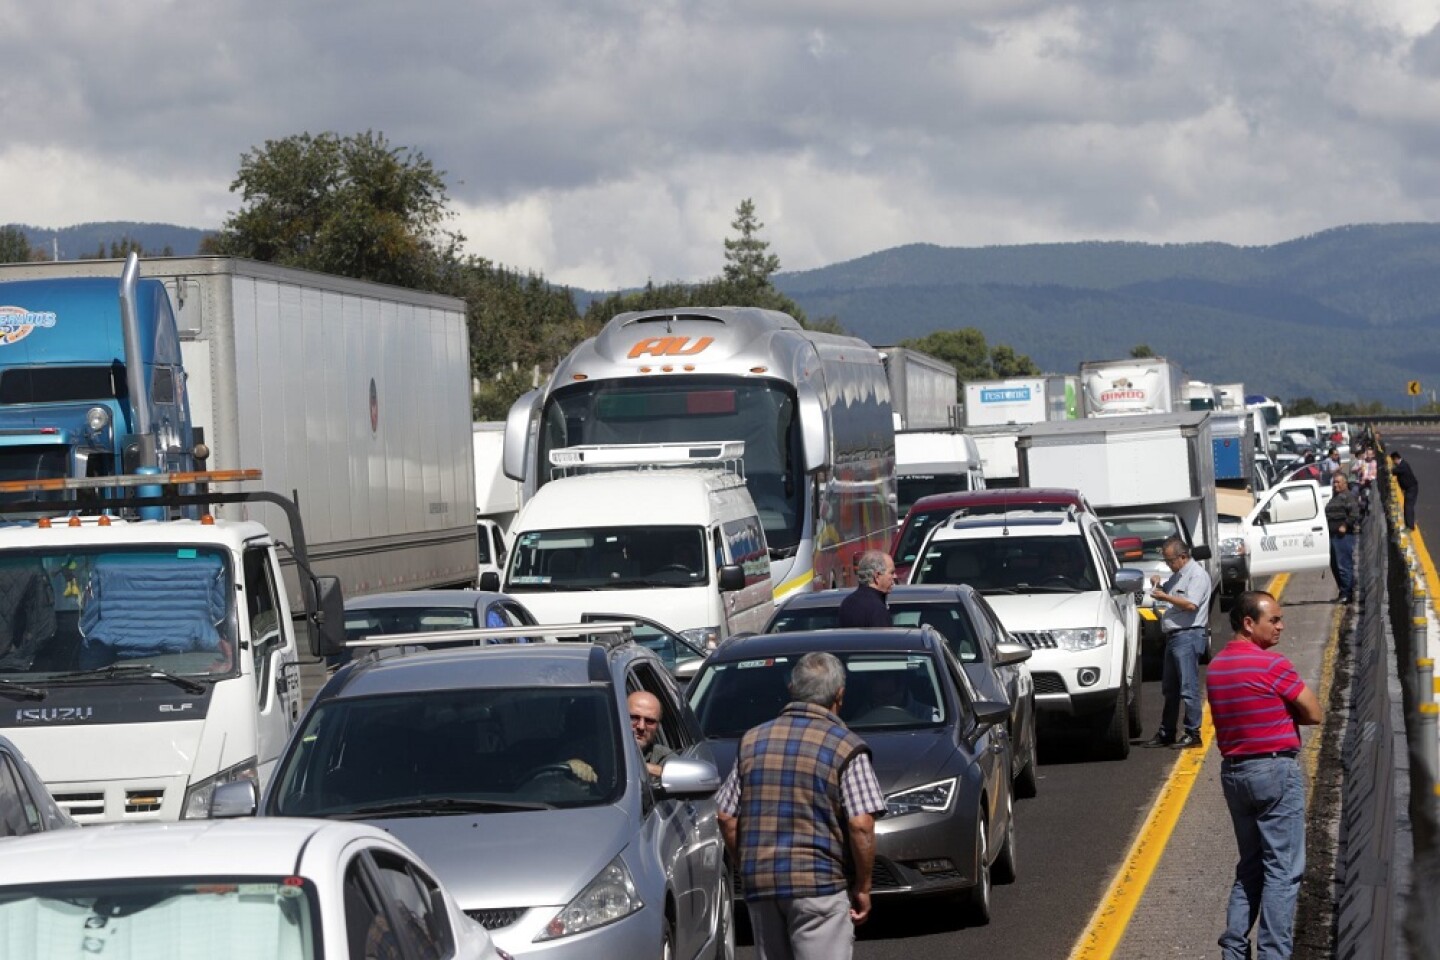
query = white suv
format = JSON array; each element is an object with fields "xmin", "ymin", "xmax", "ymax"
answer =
[{"xmin": 909, "ymin": 507, "xmax": 1145, "ymax": 759}]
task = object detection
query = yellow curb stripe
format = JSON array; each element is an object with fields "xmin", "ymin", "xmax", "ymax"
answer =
[
  {"xmin": 1413, "ymin": 527, "xmax": 1440, "ymax": 616},
  {"xmin": 1067, "ymin": 574, "xmax": 1290, "ymax": 960},
  {"xmin": 1304, "ymin": 604, "xmax": 1344, "ymax": 808}
]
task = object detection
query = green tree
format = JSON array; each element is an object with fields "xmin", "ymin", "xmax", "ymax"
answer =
[
  {"xmin": 899, "ymin": 329, "xmax": 995, "ymax": 382},
  {"xmin": 990, "ymin": 344, "xmax": 1042, "ymax": 377},
  {"xmin": 1130, "ymin": 343, "xmax": 1155, "ymax": 358},
  {"xmin": 0, "ymin": 226, "xmax": 32, "ymax": 263},
  {"xmin": 207, "ymin": 131, "xmax": 463, "ymax": 290},
  {"xmin": 722, "ymin": 199, "xmax": 781, "ymax": 291}
]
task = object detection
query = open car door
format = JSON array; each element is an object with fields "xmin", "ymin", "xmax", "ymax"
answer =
[{"xmin": 1244, "ymin": 479, "xmax": 1330, "ymax": 577}]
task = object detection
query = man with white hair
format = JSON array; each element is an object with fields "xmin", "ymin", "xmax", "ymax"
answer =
[{"xmin": 837, "ymin": 550, "xmax": 895, "ymax": 628}]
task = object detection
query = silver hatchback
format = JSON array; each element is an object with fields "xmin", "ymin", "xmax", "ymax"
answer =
[{"xmin": 257, "ymin": 634, "xmax": 734, "ymax": 959}]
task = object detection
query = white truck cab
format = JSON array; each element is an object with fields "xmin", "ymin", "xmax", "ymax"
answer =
[
  {"xmin": 910, "ymin": 506, "xmax": 1145, "ymax": 759},
  {"xmin": 1216, "ymin": 478, "xmax": 1332, "ymax": 595},
  {"xmin": 0, "ymin": 472, "xmax": 343, "ymax": 823},
  {"xmin": 894, "ymin": 431, "xmax": 986, "ymax": 519},
  {"xmin": 487, "ymin": 442, "xmax": 774, "ymax": 648}
]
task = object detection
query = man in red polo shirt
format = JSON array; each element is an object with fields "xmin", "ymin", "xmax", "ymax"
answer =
[{"xmin": 1206, "ymin": 591, "xmax": 1322, "ymax": 960}]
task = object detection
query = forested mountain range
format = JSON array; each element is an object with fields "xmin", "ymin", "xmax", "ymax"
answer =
[
  {"xmin": 13, "ymin": 222, "xmax": 209, "ymax": 260},
  {"xmin": 772, "ymin": 223, "xmax": 1440, "ymax": 404}
]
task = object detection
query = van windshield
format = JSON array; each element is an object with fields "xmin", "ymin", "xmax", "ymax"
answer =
[{"xmin": 507, "ymin": 526, "xmax": 707, "ymax": 590}]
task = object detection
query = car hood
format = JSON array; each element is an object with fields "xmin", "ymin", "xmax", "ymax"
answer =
[
  {"xmin": 367, "ymin": 805, "xmax": 633, "ymax": 909},
  {"xmin": 708, "ymin": 728, "xmax": 959, "ymax": 795},
  {"xmin": 980, "ymin": 590, "xmax": 1108, "ymax": 631}
]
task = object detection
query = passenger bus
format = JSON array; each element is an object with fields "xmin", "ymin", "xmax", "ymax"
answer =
[{"xmin": 502, "ymin": 308, "xmax": 896, "ymax": 599}]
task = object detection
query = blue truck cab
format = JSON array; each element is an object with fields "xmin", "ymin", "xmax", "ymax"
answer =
[{"xmin": 0, "ymin": 266, "xmax": 194, "ymax": 493}]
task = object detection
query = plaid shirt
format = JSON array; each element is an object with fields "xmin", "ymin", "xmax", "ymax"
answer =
[{"xmin": 717, "ymin": 701, "xmax": 885, "ymax": 901}]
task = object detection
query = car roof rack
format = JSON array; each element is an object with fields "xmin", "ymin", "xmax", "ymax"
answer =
[{"xmin": 346, "ymin": 621, "xmax": 639, "ymax": 652}]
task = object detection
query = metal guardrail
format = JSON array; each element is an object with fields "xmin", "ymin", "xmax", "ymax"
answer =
[{"xmin": 1345, "ymin": 414, "xmax": 1440, "ymax": 427}]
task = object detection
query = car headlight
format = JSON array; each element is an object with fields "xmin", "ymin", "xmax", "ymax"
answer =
[
  {"xmin": 1220, "ymin": 537, "xmax": 1246, "ymax": 558},
  {"xmin": 1052, "ymin": 627, "xmax": 1107, "ymax": 651},
  {"xmin": 680, "ymin": 626, "xmax": 721, "ymax": 650},
  {"xmin": 534, "ymin": 856, "xmax": 643, "ymax": 941},
  {"xmin": 885, "ymin": 778, "xmax": 957, "ymax": 817},
  {"xmin": 182, "ymin": 758, "xmax": 258, "ymax": 819}
]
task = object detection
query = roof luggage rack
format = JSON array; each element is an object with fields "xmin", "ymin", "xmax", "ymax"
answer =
[{"xmin": 346, "ymin": 620, "xmax": 640, "ymax": 652}]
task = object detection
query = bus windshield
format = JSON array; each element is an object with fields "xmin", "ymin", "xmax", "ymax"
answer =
[
  {"xmin": 0, "ymin": 546, "xmax": 237, "ymax": 680},
  {"xmin": 539, "ymin": 376, "xmax": 805, "ymax": 550}
]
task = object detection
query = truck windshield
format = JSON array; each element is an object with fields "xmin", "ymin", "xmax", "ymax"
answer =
[
  {"xmin": 507, "ymin": 526, "xmax": 707, "ymax": 590},
  {"xmin": 538, "ymin": 376, "xmax": 804, "ymax": 550},
  {"xmin": 897, "ymin": 475, "xmax": 972, "ymax": 518},
  {"xmin": 272, "ymin": 687, "xmax": 624, "ymax": 815},
  {"xmin": 0, "ymin": 877, "xmax": 318, "ymax": 959},
  {"xmin": 913, "ymin": 536, "xmax": 1099, "ymax": 593},
  {"xmin": 0, "ymin": 547, "xmax": 237, "ymax": 680}
]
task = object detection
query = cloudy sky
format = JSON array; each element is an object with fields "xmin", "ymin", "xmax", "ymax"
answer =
[{"xmin": 4, "ymin": 0, "xmax": 1440, "ymax": 289}]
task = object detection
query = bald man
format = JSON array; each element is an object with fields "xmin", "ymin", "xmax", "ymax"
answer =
[{"xmin": 629, "ymin": 691, "xmax": 674, "ymax": 778}]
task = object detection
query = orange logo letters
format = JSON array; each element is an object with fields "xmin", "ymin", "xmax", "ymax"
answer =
[{"xmin": 627, "ymin": 336, "xmax": 714, "ymax": 359}]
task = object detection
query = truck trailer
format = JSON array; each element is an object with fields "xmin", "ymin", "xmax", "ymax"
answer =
[
  {"xmin": 880, "ymin": 347, "xmax": 957, "ymax": 431},
  {"xmin": 0, "ymin": 257, "xmax": 478, "ymax": 602},
  {"xmin": 1079, "ymin": 357, "xmax": 1187, "ymax": 417},
  {"xmin": 962, "ymin": 376, "xmax": 1076, "ymax": 427}
]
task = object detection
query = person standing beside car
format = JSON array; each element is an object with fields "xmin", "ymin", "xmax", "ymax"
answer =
[
  {"xmin": 1143, "ymin": 536, "xmax": 1212, "ymax": 750},
  {"xmin": 837, "ymin": 551, "xmax": 895, "ymax": 628},
  {"xmin": 1324, "ymin": 474, "xmax": 1360, "ymax": 604},
  {"xmin": 716, "ymin": 652, "xmax": 886, "ymax": 960}
]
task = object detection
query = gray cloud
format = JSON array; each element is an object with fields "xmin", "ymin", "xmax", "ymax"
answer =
[{"xmin": 3, "ymin": 0, "xmax": 1440, "ymax": 288}]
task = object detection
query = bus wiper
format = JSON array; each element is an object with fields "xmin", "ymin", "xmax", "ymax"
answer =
[
  {"xmin": 338, "ymin": 797, "xmax": 555, "ymax": 818},
  {"xmin": 0, "ymin": 680, "xmax": 45, "ymax": 701},
  {"xmin": 50, "ymin": 665, "xmax": 207, "ymax": 695}
]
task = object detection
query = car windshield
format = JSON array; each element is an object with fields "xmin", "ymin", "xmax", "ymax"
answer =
[
  {"xmin": 272, "ymin": 687, "xmax": 624, "ymax": 816},
  {"xmin": 767, "ymin": 602, "xmax": 981, "ymax": 663},
  {"xmin": 0, "ymin": 546, "xmax": 237, "ymax": 681},
  {"xmin": 689, "ymin": 652, "xmax": 947, "ymax": 737},
  {"xmin": 507, "ymin": 526, "xmax": 707, "ymax": 590},
  {"xmin": 913, "ymin": 535, "xmax": 1099, "ymax": 593},
  {"xmin": 1099, "ymin": 516, "xmax": 1182, "ymax": 563},
  {"xmin": 0, "ymin": 877, "xmax": 318, "ymax": 959}
]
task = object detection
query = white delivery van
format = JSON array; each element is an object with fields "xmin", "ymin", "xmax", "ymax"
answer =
[
  {"xmin": 487, "ymin": 442, "xmax": 773, "ymax": 647},
  {"xmin": 895, "ymin": 430, "xmax": 986, "ymax": 518}
]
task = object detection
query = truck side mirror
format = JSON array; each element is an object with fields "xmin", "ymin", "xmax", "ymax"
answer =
[
  {"xmin": 311, "ymin": 575, "xmax": 345, "ymax": 658},
  {"xmin": 503, "ymin": 389, "xmax": 543, "ymax": 482},
  {"xmin": 479, "ymin": 571, "xmax": 501, "ymax": 591},
  {"xmin": 717, "ymin": 564, "xmax": 746, "ymax": 592},
  {"xmin": 797, "ymin": 382, "xmax": 831, "ymax": 473},
  {"xmin": 1190, "ymin": 545, "xmax": 1212, "ymax": 562}
]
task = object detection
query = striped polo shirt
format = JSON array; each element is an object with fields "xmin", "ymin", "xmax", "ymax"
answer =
[{"xmin": 1206, "ymin": 639, "xmax": 1304, "ymax": 758}]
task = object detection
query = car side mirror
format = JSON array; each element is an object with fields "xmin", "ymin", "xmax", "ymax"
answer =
[
  {"xmin": 972, "ymin": 700, "xmax": 1010, "ymax": 727},
  {"xmin": 479, "ymin": 571, "xmax": 501, "ymax": 592},
  {"xmin": 210, "ymin": 780, "xmax": 258, "ymax": 819},
  {"xmin": 717, "ymin": 564, "xmax": 746, "ymax": 592},
  {"xmin": 994, "ymin": 642, "xmax": 1032, "ymax": 666},
  {"xmin": 1113, "ymin": 569, "xmax": 1146, "ymax": 595},
  {"xmin": 658, "ymin": 757, "xmax": 722, "ymax": 798}
]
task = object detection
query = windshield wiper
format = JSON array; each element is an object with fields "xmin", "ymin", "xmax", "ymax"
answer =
[
  {"xmin": 337, "ymin": 797, "xmax": 555, "ymax": 818},
  {"xmin": 0, "ymin": 679, "xmax": 45, "ymax": 701},
  {"xmin": 50, "ymin": 665, "xmax": 207, "ymax": 695}
]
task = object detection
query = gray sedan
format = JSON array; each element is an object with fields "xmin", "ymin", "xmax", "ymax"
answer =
[{"xmin": 763, "ymin": 584, "xmax": 1038, "ymax": 797}]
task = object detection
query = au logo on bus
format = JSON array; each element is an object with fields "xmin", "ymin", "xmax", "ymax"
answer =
[{"xmin": 627, "ymin": 336, "xmax": 714, "ymax": 359}]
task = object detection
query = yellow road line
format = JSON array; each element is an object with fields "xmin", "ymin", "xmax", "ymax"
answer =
[
  {"xmin": 1303, "ymin": 604, "xmax": 1344, "ymax": 808},
  {"xmin": 1413, "ymin": 527, "xmax": 1440, "ymax": 616},
  {"xmin": 1067, "ymin": 574, "xmax": 1289, "ymax": 960}
]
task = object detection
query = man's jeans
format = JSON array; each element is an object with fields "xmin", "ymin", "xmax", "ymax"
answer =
[
  {"xmin": 1329, "ymin": 533, "xmax": 1355, "ymax": 599},
  {"xmin": 1219, "ymin": 756, "xmax": 1306, "ymax": 960},
  {"xmin": 1159, "ymin": 627, "xmax": 1206, "ymax": 737}
]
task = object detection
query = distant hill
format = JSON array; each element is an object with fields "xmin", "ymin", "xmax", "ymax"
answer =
[
  {"xmin": 770, "ymin": 224, "xmax": 1440, "ymax": 404},
  {"xmin": 8, "ymin": 222, "xmax": 211, "ymax": 260}
]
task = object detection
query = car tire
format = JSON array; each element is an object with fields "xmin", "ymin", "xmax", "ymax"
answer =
[
  {"xmin": 962, "ymin": 812, "xmax": 992, "ymax": 925},
  {"xmin": 1127, "ymin": 664, "xmax": 1144, "ymax": 740},
  {"xmin": 992, "ymin": 790, "xmax": 1018, "ymax": 884},
  {"xmin": 1014, "ymin": 713, "xmax": 1039, "ymax": 799},
  {"xmin": 715, "ymin": 866, "xmax": 736, "ymax": 960},
  {"xmin": 1097, "ymin": 675, "xmax": 1131, "ymax": 761}
]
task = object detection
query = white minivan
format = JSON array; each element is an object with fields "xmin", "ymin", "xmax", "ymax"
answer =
[{"xmin": 485, "ymin": 443, "xmax": 774, "ymax": 648}]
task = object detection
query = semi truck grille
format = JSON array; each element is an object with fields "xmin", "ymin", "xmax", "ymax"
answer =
[
  {"xmin": 1030, "ymin": 672, "xmax": 1067, "ymax": 695},
  {"xmin": 465, "ymin": 908, "xmax": 526, "ymax": 930},
  {"xmin": 53, "ymin": 791, "xmax": 104, "ymax": 818},
  {"xmin": 1012, "ymin": 631, "xmax": 1057, "ymax": 649}
]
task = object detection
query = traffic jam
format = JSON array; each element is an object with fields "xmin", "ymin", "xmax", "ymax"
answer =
[{"xmin": 0, "ymin": 267, "xmax": 1340, "ymax": 959}]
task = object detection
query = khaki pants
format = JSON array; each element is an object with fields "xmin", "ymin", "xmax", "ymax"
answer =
[{"xmin": 746, "ymin": 891, "xmax": 854, "ymax": 960}]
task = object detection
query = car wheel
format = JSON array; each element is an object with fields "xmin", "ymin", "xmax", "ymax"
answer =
[
  {"xmin": 1127, "ymin": 664, "xmax": 1144, "ymax": 740},
  {"xmin": 1014, "ymin": 712, "xmax": 1039, "ymax": 799},
  {"xmin": 1097, "ymin": 674, "xmax": 1131, "ymax": 761},
  {"xmin": 992, "ymin": 790, "xmax": 1018, "ymax": 884},
  {"xmin": 715, "ymin": 866, "xmax": 735, "ymax": 960},
  {"xmin": 962, "ymin": 811, "xmax": 992, "ymax": 925}
]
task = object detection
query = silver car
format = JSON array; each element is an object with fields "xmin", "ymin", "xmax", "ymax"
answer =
[{"xmin": 258, "ymin": 635, "xmax": 734, "ymax": 959}]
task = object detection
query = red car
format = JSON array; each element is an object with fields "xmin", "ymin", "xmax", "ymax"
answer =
[{"xmin": 892, "ymin": 488, "xmax": 1094, "ymax": 582}]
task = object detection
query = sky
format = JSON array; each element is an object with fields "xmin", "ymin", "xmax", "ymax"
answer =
[{"xmin": 5, "ymin": 0, "xmax": 1440, "ymax": 290}]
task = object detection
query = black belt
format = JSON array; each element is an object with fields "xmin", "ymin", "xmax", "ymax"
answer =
[{"xmin": 1224, "ymin": 750, "xmax": 1298, "ymax": 763}]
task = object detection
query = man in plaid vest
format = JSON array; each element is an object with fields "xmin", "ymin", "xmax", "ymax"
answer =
[{"xmin": 716, "ymin": 652, "xmax": 886, "ymax": 959}]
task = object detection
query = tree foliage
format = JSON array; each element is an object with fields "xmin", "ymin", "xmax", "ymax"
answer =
[
  {"xmin": 897, "ymin": 328, "xmax": 1041, "ymax": 382},
  {"xmin": 206, "ymin": 131, "xmax": 463, "ymax": 290},
  {"xmin": 722, "ymin": 199, "xmax": 781, "ymax": 291},
  {"xmin": 0, "ymin": 226, "xmax": 34, "ymax": 264},
  {"xmin": 92, "ymin": 237, "xmax": 173, "ymax": 259},
  {"xmin": 1130, "ymin": 343, "xmax": 1155, "ymax": 358}
]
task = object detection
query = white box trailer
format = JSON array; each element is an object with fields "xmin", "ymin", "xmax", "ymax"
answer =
[
  {"xmin": 1079, "ymin": 357, "xmax": 1187, "ymax": 417},
  {"xmin": 880, "ymin": 347, "xmax": 957, "ymax": 430},
  {"xmin": 0, "ymin": 257, "xmax": 478, "ymax": 604},
  {"xmin": 967, "ymin": 425, "xmax": 1023, "ymax": 487},
  {"xmin": 962, "ymin": 376, "xmax": 1075, "ymax": 427}
]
